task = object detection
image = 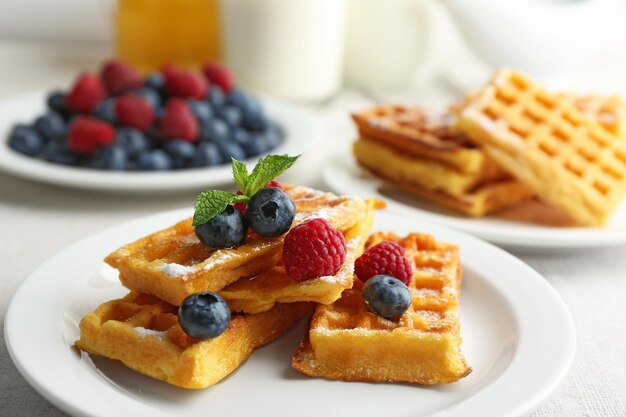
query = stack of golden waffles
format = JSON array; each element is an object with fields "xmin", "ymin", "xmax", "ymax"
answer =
[
  {"xmin": 353, "ymin": 105, "xmax": 534, "ymax": 216},
  {"xmin": 353, "ymin": 69, "xmax": 626, "ymax": 225},
  {"xmin": 75, "ymin": 185, "xmax": 376, "ymax": 388}
]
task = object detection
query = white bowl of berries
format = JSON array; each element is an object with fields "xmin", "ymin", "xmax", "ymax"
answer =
[{"xmin": 0, "ymin": 60, "xmax": 314, "ymax": 192}]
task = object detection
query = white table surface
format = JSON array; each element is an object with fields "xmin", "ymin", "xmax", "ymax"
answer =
[{"xmin": 2, "ymin": 7, "xmax": 626, "ymax": 416}]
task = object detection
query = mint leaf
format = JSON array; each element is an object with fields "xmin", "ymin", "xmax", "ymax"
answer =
[
  {"xmin": 192, "ymin": 190, "xmax": 249, "ymax": 226},
  {"xmin": 231, "ymin": 158, "xmax": 248, "ymax": 193},
  {"xmin": 245, "ymin": 154, "xmax": 300, "ymax": 196}
]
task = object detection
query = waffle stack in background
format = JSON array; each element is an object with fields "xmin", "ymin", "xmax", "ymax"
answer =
[
  {"xmin": 75, "ymin": 185, "xmax": 377, "ymax": 388},
  {"xmin": 352, "ymin": 106, "xmax": 534, "ymax": 216},
  {"xmin": 353, "ymin": 69, "xmax": 626, "ymax": 226}
]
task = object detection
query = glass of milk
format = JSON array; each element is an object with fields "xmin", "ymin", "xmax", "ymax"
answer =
[{"xmin": 219, "ymin": 0, "xmax": 347, "ymax": 102}]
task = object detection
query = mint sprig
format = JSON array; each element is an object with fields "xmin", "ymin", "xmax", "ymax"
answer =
[{"xmin": 192, "ymin": 154, "xmax": 300, "ymax": 226}]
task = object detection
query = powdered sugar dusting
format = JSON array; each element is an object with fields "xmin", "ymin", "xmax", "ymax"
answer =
[
  {"xmin": 134, "ymin": 326, "xmax": 168, "ymax": 340},
  {"xmin": 161, "ymin": 263, "xmax": 193, "ymax": 278}
]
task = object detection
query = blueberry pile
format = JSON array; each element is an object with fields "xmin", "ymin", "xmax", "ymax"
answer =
[{"xmin": 6, "ymin": 61, "xmax": 284, "ymax": 171}]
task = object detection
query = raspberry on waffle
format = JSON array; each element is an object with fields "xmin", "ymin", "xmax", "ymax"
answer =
[
  {"xmin": 75, "ymin": 291, "xmax": 312, "ymax": 388},
  {"xmin": 292, "ymin": 231, "xmax": 471, "ymax": 384},
  {"xmin": 105, "ymin": 185, "xmax": 371, "ymax": 306}
]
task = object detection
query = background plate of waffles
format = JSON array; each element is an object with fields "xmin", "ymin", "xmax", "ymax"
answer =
[
  {"xmin": 325, "ymin": 69, "xmax": 626, "ymax": 249},
  {"xmin": 5, "ymin": 207, "xmax": 575, "ymax": 417},
  {"xmin": 0, "ymin": 90, "xmax": 314, "ymax": 192}
]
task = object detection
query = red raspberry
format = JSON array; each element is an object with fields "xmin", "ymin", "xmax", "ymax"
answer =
[
  {"xmin": 115, "ymin": 94, "xmax": 155, "ymax": 132},
  {"xmin": 160, "ymin": 98, "xmax": 199, "ymax": 141},
  {"xmin": 65, "ymin": 73, "xmax": 106, "ymax": 113},
  {"xmin": 283, "ymin": 218, "xmax": 347, "ymax": 282},
  {"xmin": 67, "ymin": 116, "xmax": 116, "ymax": 154},
  {"xmin": 202, "ymin": 62, "xmax": 234, "ymax": 93},
  {"xmin": 163, "ymin": 65, "xmax": 209, "ymax": 99},
  {"xmin": 233, "ymin": 181, "xmax": 285, "ymax": 217},
  {"xmin": 101, "ymin": 60, "xmax": 142, "ymax": 95},
  {"xmin": 355, "ymin": 241, "xmax": 413, "ymax": 285}
]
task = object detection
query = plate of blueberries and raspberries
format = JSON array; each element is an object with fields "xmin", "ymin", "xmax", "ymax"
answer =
[{"xmin": 0, "ymin": 60, "xmax": 314, "ymax": 192}]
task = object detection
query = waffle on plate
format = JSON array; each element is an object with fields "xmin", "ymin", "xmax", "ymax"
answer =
[
  {"xmin": 456, "ymin": 68, "xmax": 626, "ymax": 226},
  {"xmin": 292, "ymin": 231, "xmax": 471, "ymax": 384},
  {"xmin": 352, "ymin": 105, "xmax": 534, "ymax": 216},
  {"xmin": 75, "ymin": 291, "xmax": 312, "ymax": 389},
  {"xmin": 105, "ymin": 185, "xmax": 370, "ymax": 306}
]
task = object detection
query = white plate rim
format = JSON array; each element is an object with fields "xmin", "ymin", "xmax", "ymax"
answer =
[
  {"xmin": 322, "ymin": 154, "xmax": 626, "ymax": 248},
  {"xmin": 4, "ymin": 208, "xmax": 575, "ymax": 417},
  {"xmin": 0, "ymin": 90, "xmax": 315, "ymax": 192}
]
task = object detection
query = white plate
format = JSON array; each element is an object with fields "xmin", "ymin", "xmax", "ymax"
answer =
[
  {"xmin": 0, "ymin": 91, "xmax": 314, "ymax": 192},
  {"xmin": 5, "ymin": 209, "xmax": 575, "ymax": 417},
  {"xmin": 323, "ymin": 154, "xmax": 626, "ymax": 248}
]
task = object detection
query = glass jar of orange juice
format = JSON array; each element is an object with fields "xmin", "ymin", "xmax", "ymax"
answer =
[{"xmin": 115, "ymin": 0, "xmax": 221, "ymax": 73}]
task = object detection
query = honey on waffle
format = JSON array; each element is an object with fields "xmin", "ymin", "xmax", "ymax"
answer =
[
  {"xmin": 220, "ymin": 199, "xmax": 380, "ymax": 314},
  {"xmin": 75, "ymin": 291, "xmax": 312, "ymax": 389},
  {"xmin": 292, "ymin": 232, "xmax": 471, "ymax": 384},
  {"xmin": 106, "ymin": 185, "xmax": 370, "ymax": 306},
  {"xmin": 456, "ymin": 68, "xmax": 626, "ymax": 226},
  {"xmin": 352, "ymin": 105, "xmax": 533, "ymax": 216}
]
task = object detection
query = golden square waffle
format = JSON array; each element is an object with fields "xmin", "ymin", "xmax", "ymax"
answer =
[
  {"xmin": 456, "ymin": 68, "xmax": 626, "ymax": 226},
  {"xmin": 75, "ymin": 291, "xmax": 312, "ymax": 389},
  {"xmin": 292, "ymin": 231, "xmax": 471, "ymax": 384},
  {"xmin": 106, "ymin": 185, "xmax": 370, "ymax": 306},
  {"xmin": 219, "ymin": 199, "xmax": 379, "ymax": 314},
  {"xmin": 352, "ymin": 104, "xmax": 504, "ymax": 176},
  {"xmin": 353, "ymin": 136, "xmax": 534, "ymax": 216}
]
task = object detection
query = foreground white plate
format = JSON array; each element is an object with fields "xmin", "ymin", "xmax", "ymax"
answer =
[
  {"xmin": 5, "ymin": 209, "xmax": 575, "ymax": 417},
  {"xmin": 323, "ymin": 154, "xmax": 626, "ymax": 248},
  {"xmin": 0, "ymin": 91, "xmax": 314, "ymax": 192}
]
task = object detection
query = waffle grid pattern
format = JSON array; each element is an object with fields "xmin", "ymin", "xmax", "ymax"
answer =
[{"xmin": 458, "ymin": 69, "xmax": 626, "ymax": 225}]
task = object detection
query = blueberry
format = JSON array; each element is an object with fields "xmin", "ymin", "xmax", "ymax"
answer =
[
  {"xmin": 93, "ymin": 145, "xmax": 128, "ymax": 170},
  {"xmin": 163, "ymin": 140, "xmax": 196, "ymax": 168},
  {"xmin": 116, "ymin": 127, "xmax": 150, "ymax": 157},
  {"xmin": 34, "ymin": 111, "xmax": 66, "ymax": 141},
  {"xmin": 264, "ymin": 128, "xmax": 282, "ymax": 150},
  {"xmin": 191, "ymin": 142, "xmax": 222, "ymax": 167},
  {"xmin": 40, "ymin": 140, "xmax": 78, "ymax": 165},
  {"xmin": 8, "ymin": 125, "xmax": 44, "ymax": 156},
  {"xmin": 136, "ymin": 149, "xmax": 172, "ymax": 170},
  {"xmin": 243, "ymin": 106, "xmax": 267, "ymax": 132},
  {"xmin": 91, "ymin": 98, "xmax": 116, "ymax": 124},
  {"xmin": 227, "ymin": 89, "xmax": 250, "ymax": 111},
  {"xmin": 217, "ymin": 105, "xmax": 243, "ymax": 128},
  {"xmin": 216, "ymin": 140, "xmax": 246, "ymax": 161},
  {"xmin": 361, "ymin": 275, "xmax": 412, "ymax": 320},
  {"xmin": 200, "ymin": 119, "xmax": 230, "ymax": 142},
  {"xmin": 46, "ymin": 91, "xmax": 66, "ymax": 114},
  {"xmin": 187, "ymin": 100, "xmax": 213, "ymax": 127},
  {"xmin": 246, "ymin": 187, "xmax": 295, "ymax": 237},
  {"xmin": 135, "ymin": 87, "xmax": 161, "ymax": 108},
  {"xmin": 206, "ymin": 86, "xmax": 225, "ymax": 108},
  {"xmin": 178, "ymin": 292, "xmax": 231, "ymax": 340},
  {"xmin": 145, "ymin": 72, "xmax": 165, "ymax": 90},
  {"xmin": 195, "ymin": 205, "xmax": 247, "ymax": 248},
  {"xmin": 240, "ymin": 133, "xmax": 270, "ymax": 158}
]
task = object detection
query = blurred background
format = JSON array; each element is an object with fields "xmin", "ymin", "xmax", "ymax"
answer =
[{"xmin": 2, "ymin": 0, "xmax": 626, "ymax": 102}]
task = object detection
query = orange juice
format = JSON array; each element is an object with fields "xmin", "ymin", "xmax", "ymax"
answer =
[{"xmin": 115, "ymin": 0, "xmax": 221, "ymax": 73}]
